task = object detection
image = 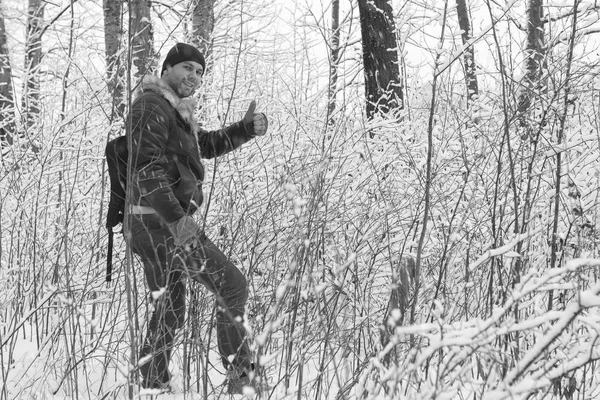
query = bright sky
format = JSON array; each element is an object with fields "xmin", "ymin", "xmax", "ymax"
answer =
[{"xmin": 2, "ymin": 0, "xmax": 599, "ymax": 104}]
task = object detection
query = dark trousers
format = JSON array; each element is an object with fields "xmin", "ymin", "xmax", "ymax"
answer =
[{"xmin": 129, "ymin": 214, "xmax": 252, "ymax": 388}]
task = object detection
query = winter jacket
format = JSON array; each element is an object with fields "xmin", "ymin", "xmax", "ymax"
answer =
[{"xmin": 128, "ymin": 75, "xmax": 258, "ymax": 224}]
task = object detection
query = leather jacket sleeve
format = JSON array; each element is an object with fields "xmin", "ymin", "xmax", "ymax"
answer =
[{"xmin": 197, "ymin": 119, "xmax": 256, "ymax": 159}]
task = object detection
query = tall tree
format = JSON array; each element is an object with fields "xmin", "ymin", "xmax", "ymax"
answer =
[
  {"xmin": 23, "ymin": 0, "xmax": 45, "ymax": 129},
  {"xmin": 190, "ymin": 0, "xmax": 215, "ymax": 63},
  {"xmin": 0, "ymin": 1, "xmax": 15, "ymax": 146},
  {"xmin": 517, "ymin": 0, "xmax": 545, "ymax": 119},
  {"xmin": 327, "ymin": 0, "xmax": 341, "ymax": 126},
  {"xmin": 130, "ymin": 0, "xmax": 154, "ymax": 80},
  {"xmin": 357, "ymin": 0, "xmax": 403, "ymax": 120},
  {"xmin": 104, "ymin": 0, "xmax": 125, "ymax": 117},
  {"xmin": 456, "ymin": 0, "xmax": 479, "ymax": 105}
]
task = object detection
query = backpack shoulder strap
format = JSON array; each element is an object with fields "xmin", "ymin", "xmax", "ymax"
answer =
[
  {"xmin": 104, "ymin": 135, "xmax": 128, "ymax": 282},
  {"xmin": 105, "ymin": 136, "xmax": 128, "ymax": 228}
]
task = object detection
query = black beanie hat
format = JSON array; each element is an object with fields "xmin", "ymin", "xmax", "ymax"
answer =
[{"xmin": 161, "ymin": 43, "xmax": 206, "ymax": 76}]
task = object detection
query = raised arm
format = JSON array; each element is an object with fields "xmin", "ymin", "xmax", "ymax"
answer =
[{"xmin": 198, "ymin": 100, "xmax": 268, "ymax": 159}]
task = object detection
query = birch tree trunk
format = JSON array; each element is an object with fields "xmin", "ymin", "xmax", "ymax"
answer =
[
  {"xmin": 190, "ymin": 0, "xmax": 214, "ymax": 63},
  {"xmin": 130, "ymin": 0, "xmax": 154, "ymax": 81},
  {"xmin": 357, "ymin": 0, "xmax": 403, "ymax": 121},
  {"xmin": 456, "ymin": 0, "xmax": 479, "ymax": 105},
  {"xmin": 0, "ymin": 1, "xmax": 15, "ymax": 146},
  {"xmin": 327, "ymin": 0, "xmax": 340, "ymax": 126},
  {"xmin": 517, "ymin": 0, "xmax": 545, "ymax": 119},
  {"xmin": 104, "ymin": 0, "xmax": 125, "ymax": 117},
  {"xmin": 23, "ymin": 0, "xmax": 44, "ymax": 129}
]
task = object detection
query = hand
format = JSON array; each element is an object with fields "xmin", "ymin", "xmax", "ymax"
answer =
[
  {"xmin": 168, "ymin": 216, "xmax": 201, "ymax": 247},
  {"xmin": 243, "ymin": 100, "xmax": 269, "ymax": 136}
]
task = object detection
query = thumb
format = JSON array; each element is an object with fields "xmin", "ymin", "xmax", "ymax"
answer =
[{"xmin": 244, "ymin": 100, "xmax": 257, "ymax": 123}]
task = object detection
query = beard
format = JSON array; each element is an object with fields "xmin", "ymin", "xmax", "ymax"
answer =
[
  {"xmin": 176, "ymin": 82, "xmax": 195, "ymax": 98},
  {"xmin": 167, "ymin": 77, "xmax": 196, "ymax": 98}
]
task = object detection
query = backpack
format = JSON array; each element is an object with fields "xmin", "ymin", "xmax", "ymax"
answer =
[{"xmin": 104, "ymin": 135, "xmax": 128, "ymax": 282}]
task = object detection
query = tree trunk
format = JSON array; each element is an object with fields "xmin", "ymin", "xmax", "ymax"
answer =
[
  {"xmin": 104, "ymin": 0, "xmax": 125, "ymax": 117},
  {"xmin": 380, "ymin": 256, "xmax": 415, "ymax": 364},
  {"xmin": 327, "ymin": 0, "xmax": 340, "ymax": 126},
  {"xmin": 517, "ymin": 0, "xmax": 545, "ymax": 118},
  {"xmin": 23, "ymin": 0, "xmax": 45, "ymax": 129},
  {"xmin": 357, "ymin": 0, "xmax": 403, "ymax": 121},
  {"xmin": 130, "ymin": 0, "xmax": 154, "ymax": 80},
  {"xmin": 456, "ymin": 0, "xmax": 479, "ymax": 105},
  {"xmin": 0, "ymin": 1, "xmax": 15, "ymax": 146},
  {"xmin": 190, "ymin": 0, "xmax": 215, "ymax": 64}
]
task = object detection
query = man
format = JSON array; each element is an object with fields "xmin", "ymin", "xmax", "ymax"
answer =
[{"xmin": 126, "ymin": 43, "xmax": 268, "ymax": 394}]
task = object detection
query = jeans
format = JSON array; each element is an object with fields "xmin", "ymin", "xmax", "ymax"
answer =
[{"xmin": 128, "ymin": 213, "xmax": 252, "ymax": 388}]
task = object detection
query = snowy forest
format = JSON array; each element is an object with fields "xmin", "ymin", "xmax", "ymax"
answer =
[{"xmin": 2, "ymin": 0, "xmax": 600, "ymax": 398}]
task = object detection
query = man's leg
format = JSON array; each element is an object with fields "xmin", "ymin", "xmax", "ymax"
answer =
[
  {"xmin": 130, "ymin": 215, "xmax": 187, "ymax": 389},
  {"xmin": 138, "ymin": 269, "xmax": 186, "ymax": 388},
  {"xmin": 184, "ymin": 232, "xmax": 252, "ymax": 372}
]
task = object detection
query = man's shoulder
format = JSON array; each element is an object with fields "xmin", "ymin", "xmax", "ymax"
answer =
[
  {"xmin": 133, "ymin": 90, "xmax": 170, "ymax": 107},
  {"xmin": 133, "ymin": 76, "xmax": 177, "ymax": 109},
  {"xmin": 131, "ymin": 91, "xmax": 176, "ymax": 122}
]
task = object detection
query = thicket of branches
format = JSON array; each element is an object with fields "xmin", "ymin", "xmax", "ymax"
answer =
[{"xmin": 1, "ymin": 0, "xmax": 600, "ymax": 399}]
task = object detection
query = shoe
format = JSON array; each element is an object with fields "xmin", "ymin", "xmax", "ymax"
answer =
[
  {"xmin": 139, "ymin": 359, "xmax": 171, "ymax": 392},
  {"xmin": 227, "ymin": 374, "xmax": 271, "ymax": 397},
  {"xmin": 139, "ymin": 383, "xmax": 172, "ymax": 396},
  {"xmin": 227, "ymin": 373, "xmax": 251, "ymax": 395},
  {"xmin": 227, "ymin": 365, "xmax": 264, "ymax": 396},
  {"xmin": 142, "ymin": 376, "xmax": 171, "ymax": 387}
]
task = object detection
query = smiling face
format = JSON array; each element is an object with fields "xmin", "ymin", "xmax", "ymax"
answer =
[{"xmin": 162, "ymin": 61, "xmax": 204, "ymax": 98}]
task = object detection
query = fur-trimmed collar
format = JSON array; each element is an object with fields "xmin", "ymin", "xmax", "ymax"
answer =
[{"xmin": 135, "ymin": 75, "xmax": 198, "ymax": 132}]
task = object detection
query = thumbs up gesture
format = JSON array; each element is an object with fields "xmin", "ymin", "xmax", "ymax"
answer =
[{"xmin": 243, "ymin": 100, "xmax": 268, "ymax": 136}]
